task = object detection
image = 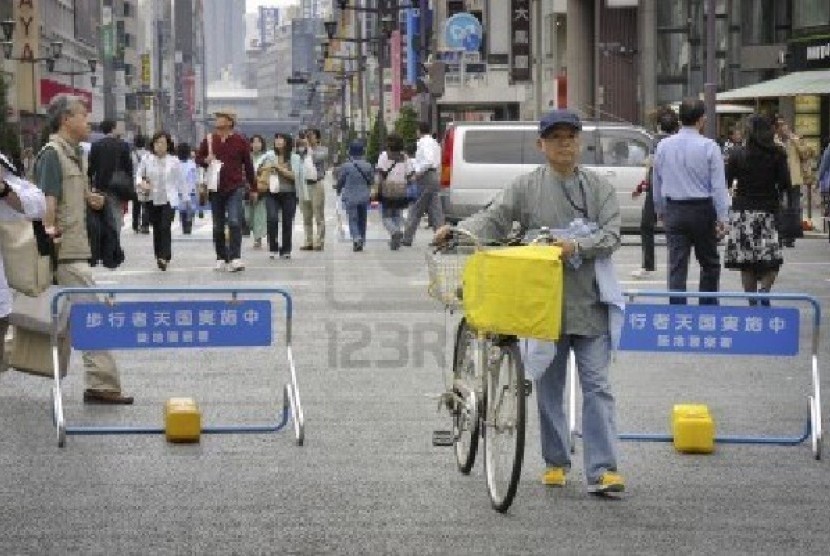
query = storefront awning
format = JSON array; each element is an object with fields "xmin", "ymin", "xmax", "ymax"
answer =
[{"xmin": 717, "ymin": 70, "xmax": 830, "ymax": 101}]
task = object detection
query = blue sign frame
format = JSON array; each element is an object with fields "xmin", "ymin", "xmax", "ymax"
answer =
[
  {"xmin": 619, "ymin": 304, "xmax": 800, "ymax": 356},
  {"xmin": 69, "ymin": 300, "xmax": 273, "ymax": 350}
]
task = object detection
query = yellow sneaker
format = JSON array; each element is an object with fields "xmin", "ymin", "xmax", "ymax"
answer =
[
  {"xmin": 541, "ymin": 467, "xmax": 567, "ymax": 487},
  {"xmin": 588, "ymin": 471, "xmax": 625, "ymax": 494}
]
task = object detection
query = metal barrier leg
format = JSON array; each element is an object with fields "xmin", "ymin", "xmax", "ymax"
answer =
[
  {"xmin": 811, "ymin": 354, "xmax": 822, "ymax": 460},
  {"xmin": 568, "ymin": 350, "xmax": 577, "ymax": 454},
  {"xmin": 286, "ymin": 346, "xmax": 304, "ymax": 446},
  {"xmin": 51, "ymin": 341, "xmax": 66, "ymax": 448}
]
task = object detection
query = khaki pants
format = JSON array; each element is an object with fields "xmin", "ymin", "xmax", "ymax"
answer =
[
  {"xmin": 56, "ymin": 262, "xmax": 122, "ymax": 392},
  {"xmin": 300, "ymin": 183, "xmax": 326, "ymax": 248}
]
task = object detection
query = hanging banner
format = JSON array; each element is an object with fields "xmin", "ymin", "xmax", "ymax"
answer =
[
  {"xmin": 510, "ymin": 0, "xmax": 531, "ymax": 83},
  {"xmin": 391, "ymin": 29, "xmax": 402, "ymax": 112}
]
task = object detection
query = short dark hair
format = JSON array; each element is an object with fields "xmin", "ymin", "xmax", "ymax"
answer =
[
  {"xmin": 100, "ymin": 120, "xmax": 116, "ymax": 134},
  {"xmin": 150, "ymin": 131, "xmax": 175, "ymax": 155},
  {"xmin": 385, "ymin": 133, "xmax": 404, "ymax": 153},
  {"xmin": 307, "ymin": 128, "xmax": 321, "ymax": 141},
  {"xmin": 418, "ymin": 122, "xmax": 431, "ymax": 135},
  {"xmin": 678, "ymin": 98, "xmax": 705, "ymax": 126},
  {"xmin": 176, "ymin": 142, "xmax": 191, "ymax": 161},
  {"xmin": 657, "ymin": 108, "xmax": 680, "ymax": 134},
  {"xmin": 133, "ymin": 134, "xmax": 147, "ymax": 149}
]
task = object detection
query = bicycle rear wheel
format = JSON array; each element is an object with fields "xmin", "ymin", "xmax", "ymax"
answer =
[
  {"xmin": 452, "ymin": 319, "xmax": 480, "ymax": 474},
  {"xmin": 483, "ymin": 340, "xmax": 526, "ymax": 513}
]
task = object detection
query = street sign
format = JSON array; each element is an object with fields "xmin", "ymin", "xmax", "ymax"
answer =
[
  {"xmin": 444, "ymin": 13, "xmax": 482, "ymax": 53},
  {"xmin": 619, "ymin": 304, "xmax": 800, "ymax": 356},
  {"xmin": 70, "ymin": 300, "xmax": 273, "ymax": 350}
]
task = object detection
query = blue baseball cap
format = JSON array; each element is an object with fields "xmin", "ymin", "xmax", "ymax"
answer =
[{"xmin": 539, "ymin": 109, "xmax": 582, "ymax": 136}]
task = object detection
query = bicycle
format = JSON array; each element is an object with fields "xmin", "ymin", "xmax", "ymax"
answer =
[{"xmin": 426, "ymin": 227, "xmax": 555, "ymax": 512}]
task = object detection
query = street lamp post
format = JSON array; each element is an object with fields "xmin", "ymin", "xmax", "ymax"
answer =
[
  {"xmin": 46, "ymin": 57, "xmax": 98, "ymax": 94},
  {"xmin": 1, "ymin": 19, "xmax": 63, "ymax": 147}
]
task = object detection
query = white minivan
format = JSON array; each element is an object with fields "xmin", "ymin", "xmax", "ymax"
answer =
[{"xmin": 439, "ymin": 121, "xmax": 654, "ymax": 232}]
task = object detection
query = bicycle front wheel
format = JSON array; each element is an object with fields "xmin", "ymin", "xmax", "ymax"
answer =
[
  {"xmin": 452, "ymin": 319, "xmax": 480, "ymax": 474},
  {"xmin": 483, "ymin": 340, "xmax": 526, "ymax": 513}
]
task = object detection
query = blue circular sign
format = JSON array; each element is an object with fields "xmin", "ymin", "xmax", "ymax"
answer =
[{"xmin": 444, "ymin": 13, "xmax": 483, "ymax": 52}]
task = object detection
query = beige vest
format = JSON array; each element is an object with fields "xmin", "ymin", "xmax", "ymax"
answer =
[{"xmin": 44, "ymin": 135, "xmax": 91, "ymax": 261}]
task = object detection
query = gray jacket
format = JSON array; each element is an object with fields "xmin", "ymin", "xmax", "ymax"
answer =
[{"xmin": 458, "ymin": 165, "xmax": 621, "ymax": 337}]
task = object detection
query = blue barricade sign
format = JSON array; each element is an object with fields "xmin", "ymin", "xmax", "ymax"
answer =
[
  {"xmin": 619, "ymin": 304, "xmax": 800, "ymax": 356},
  {"xmin": 69, "ymin": 300, "xmax": 272, "ymax": 350}
]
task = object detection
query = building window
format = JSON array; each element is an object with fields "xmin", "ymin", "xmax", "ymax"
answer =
[
  {"xmin": 793, "ymin": 0, "xmax": 830, "ymax": 29},
  {"xmin": 656, "ymin": 32, "xmax": 690, "ymax": 79},
  {"xmin": 741, "ymin": 0, "xmax": 775, "ymax": 44}
]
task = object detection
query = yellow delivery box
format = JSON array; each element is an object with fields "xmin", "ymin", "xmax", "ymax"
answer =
[
  {"xmin": 462, "ymin": 245, "xmax": 563, "ymax": 341},
  {"xmin": 672, "ymin": 404, "xmax": 715, "ymax": 454}
]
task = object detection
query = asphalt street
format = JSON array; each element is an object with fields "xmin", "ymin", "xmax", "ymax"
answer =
[{"xmin": 2, "ymin": 185, "xmax": 830, "ymax": 555}]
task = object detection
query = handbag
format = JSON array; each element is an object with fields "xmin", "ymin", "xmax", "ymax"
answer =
[
  {"xmin": 0, "ymin": 218, "xmax": 53, "ymax": 297},
  {"xmin": 204, "ymin": 134, "xmax": 223, "ymax": 192},
  {"xmin": 108, "ymin": 168, "xmax": 136, "ymax": 201},
  {"xmin": 775, "ymin": 205, "xmax": 804, "ymax": 239}
]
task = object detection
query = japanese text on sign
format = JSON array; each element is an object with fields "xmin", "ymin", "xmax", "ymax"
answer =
[
  {"xmin": 619, "ymin": 304, "xmax": 800, "ymax": 356},
  {"xmin": 510, "ymin": 0, "xmax": 532, "ymax": 82},
  {"xmin": 70, "ymin": 300, "xmax": 272, "ymax": 350}
]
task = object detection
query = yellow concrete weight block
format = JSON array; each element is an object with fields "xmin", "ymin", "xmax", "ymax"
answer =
[
  {"xmin": 672, "ymin": 404, "xmax": 715, "ymax": 454},
  {"xmin": 164, "ymin": 397, "xmax": 202, "ymax": 443}
]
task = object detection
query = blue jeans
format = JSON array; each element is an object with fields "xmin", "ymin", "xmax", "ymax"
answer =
[
  {"xmin": 210, "ymin": 187, "xmax": 245, "ymax": 262},
  {"xmin": 381, "ymin": 206, "xmax": 403, "ymax": 236},
  {"xmin": 346, "ymin": 202, "xmax": 368, "ymax": 243},
  {"xmin": 536, "ymin": 334, "xmax": 618, "ymax": 484}
]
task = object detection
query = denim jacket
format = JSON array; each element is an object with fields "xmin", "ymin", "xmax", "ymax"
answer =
[{"xmin": 336, "ymin": 157, "xmax": 374, "ymax": 207}]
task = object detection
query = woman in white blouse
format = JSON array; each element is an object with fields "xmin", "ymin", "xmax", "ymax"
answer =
[{"xmin": 136, "ymin": 132, "xmax": 189, "ymax": 271}]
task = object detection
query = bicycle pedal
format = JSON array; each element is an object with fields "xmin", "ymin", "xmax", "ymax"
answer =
[
  {"xmin": 524, "ymin": 380, "xmax": 533, "ymax": 396},
  {"xmin": 432, "ymin": 430, "xmax": 454, "ymax": 447}
]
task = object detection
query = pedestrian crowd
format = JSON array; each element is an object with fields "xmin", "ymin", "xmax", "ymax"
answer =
[{"xmin": 633, "ymin": 99, "xmax": 827, "ymax": 303}]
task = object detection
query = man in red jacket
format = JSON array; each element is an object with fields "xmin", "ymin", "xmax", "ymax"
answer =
[{"xmin": 196, "ymin": 110, "xmax": 256, "ymax": 272}]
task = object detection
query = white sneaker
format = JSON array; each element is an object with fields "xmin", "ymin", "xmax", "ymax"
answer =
[
  {"xmin": 630, "ymin": 268, "xmax": 655, "ymax": 279},
  {"xmin": 229, "ymin": 259, "xmax": 245, "ymax": 272},
  {"xmin": 214, "ymin": 259, "xmax": 226, "ymax": 272}
]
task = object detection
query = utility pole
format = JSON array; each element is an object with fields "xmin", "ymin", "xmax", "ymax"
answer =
[{"xmin": 704, "ymin": 0, "xmax": 717, "ymax": 139}]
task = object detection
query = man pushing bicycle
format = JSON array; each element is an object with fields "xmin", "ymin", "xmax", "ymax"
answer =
[{"xmin": 434, "ymin": 109, "xmax": 626, "ymax": 495}]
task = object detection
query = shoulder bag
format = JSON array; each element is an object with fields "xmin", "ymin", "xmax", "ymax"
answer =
[
  {"xmin": 0, "ymin": 218, "xmax": 53, "ymax": 297},
  {"xmin": 204, "ymin": 134, "xmax": 223, "ymax": 192}
]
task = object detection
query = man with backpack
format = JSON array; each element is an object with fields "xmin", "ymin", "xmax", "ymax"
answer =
[
  {"xmin": 401, "ymin": 122, "xmax": 443, "ymax": 246},
  {"xmin": 376, "ymin": 133, "xmax": 415, "ymax": 250}
]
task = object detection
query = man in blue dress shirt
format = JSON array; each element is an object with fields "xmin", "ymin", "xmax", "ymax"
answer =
[{"xmin": 652, "ymin": 98, "xmax": 730, "ymax": 305}]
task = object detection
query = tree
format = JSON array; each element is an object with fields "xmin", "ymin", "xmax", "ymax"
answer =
[
  {"xmin": 0, "ymin": 75, "xmax": 22, "ymax": 167},
  {"xmin": 366, "ymin": 116, "xmax": 387, "ymax": 165},
  {"xmin": 394, "ymin": 105, "xmax": 419, "ymax": 155}
]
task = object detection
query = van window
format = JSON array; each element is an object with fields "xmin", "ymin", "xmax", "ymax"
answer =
[
  {"xmin": 523, "ymin": 129, "xmax": 597, "ymax": 165},
  {"xmin": 462, "ymin": 129, "xmax": 525, "ymax": 164},
  {"xmin": 598, "ymin": 130, "xmax": 651, "ymax": 167}
]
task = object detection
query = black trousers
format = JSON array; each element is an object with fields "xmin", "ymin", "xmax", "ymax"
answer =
[
  {"xmin": 148, "ymin": 203, "xmax": 174, "ymax": 262},
  {"xmin": 132, "ymin": 199, "xmax": 151, "ymax": 230},
  {"xmin": 266, "ymin": 192, "xmax": 298, "ymax": 255},
  {"xmin": 664, "ymin": 200, "xmax": 721, "ymax": 305},
  {"xmin": 639, "ymin": 189, "xmax": 656, "ymax": 271}
]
